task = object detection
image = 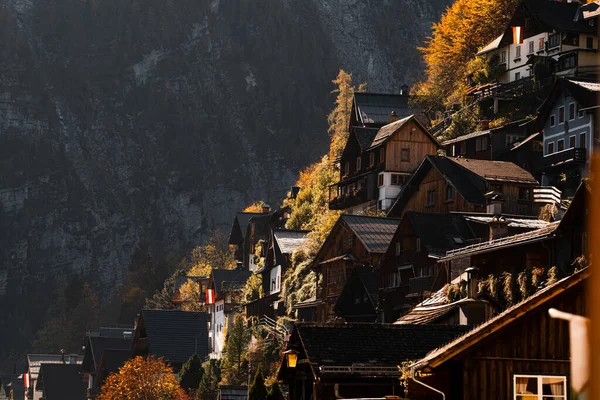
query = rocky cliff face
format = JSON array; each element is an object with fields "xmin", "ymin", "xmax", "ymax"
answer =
[{"xmin": 0, "ymin": 0, "xmax": 450, "ymax": 357}]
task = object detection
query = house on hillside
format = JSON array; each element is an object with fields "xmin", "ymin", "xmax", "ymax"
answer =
[
  {"xmin": 308, "ymin": 215, "xmax": 400, "ymax": 322},
  {"xmin": 206, "ymin": 268, "xmax": 252, "ymax": 357},
  {"xmin": 244, "ymin": 206, "xmax": 291, "ymax": 272},
  {"xmin": 349, "ymin": 91, "xmax": 414, "ymax": 130},
  {"xmin": 172, "ymin": 275, "xmax": 209, "ymax": 308},
  {"xmin": 437, "ymin": 181, "xmax": 590, "ymax": 290},
  {"xmin": 387, "ymin": 156, "xmax": 539, "ymax": 218},
  {"xmin": 246, "ymin": 229, "xmax": 308, "ymax": 320},
  {"xmin": 534, "ymin": 79, "xmax": 599, "ymax": 196},
  {"xmin": 35, "ymin": 364, "xmax": 87, "ymax": 400},
  {"xmin": 442, "ymin": 119, "xmax": 532, "ymax": 160},
  {"xmin": 329, "ymin": 115, "xmax": 439, "ymax": 213},
  {"xmin": 81, "ymin": 327, "xmax": 133, "ymax": 398},
  {"xmin": 377, "ymin": 212, "xmax": 485, "ymax": 322},
  {"xmin": 132, "ymin": 309, "xmax": 209, "ymax": 371},
  {"xmin": 277, "ymin": 323, "xmax": 470, "ymax": 400},
  {"xmin": 332, "ymin": 265, "xmax": 379, "ymax": 322},
  {"xmin": 26, "ymin": 353, "xmax": 83, "ymax": 400},
  {"xmin": 228, "ymin": 211, "xmax": 264, "ymax": 263},
  {"xmin": 475, "ymin": 0, "xmax": 598, "ymax": 86},
  {"xmin": 498, "ymin": 131, "xmax": 545, "ymax": 180},
  {"xmin": 408, "ymin": 267, "xmax": 589, "ymax": 400}
]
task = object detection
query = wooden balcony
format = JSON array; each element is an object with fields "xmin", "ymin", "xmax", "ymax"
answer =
[
  {"xmin": 541, "ymin": 147, "xmax": 587, "ymax": 170},
  {"xmin": 328, "ymin": 187, "xmax": 368, "ymax": 210}
]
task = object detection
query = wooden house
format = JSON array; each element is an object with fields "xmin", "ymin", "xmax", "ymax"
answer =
[
  {"xmin": 437, "ymin": 181, "xmax": 590, "ymax": 290},
  {"xmin": 246, "ymin": 229, "xmax": 308, "ymax": 320},
  {"xmin": 277, "ymin": 322, "xmax": 470, "ymax": 400},
  {"xmin": 387, "ymin": 156, "xmax": 539, "ymax": 218},
  {"xmin": 475, "ymin": 0, "xmax": 598, "ymax": 86},
  {"xmin": 377, "ymin": 212, "xmax": 485, "ymax": 323},
  {"xmin": 329, "ymin": 115, "xmax": 439, "ymax": 213},
  {"xmin": 409, "ymin": 267, "xmax": 589, "ymax": 400},
  {"xmin": 349, "ymin": 91, "xmax": 413, "ymax": 130},
  {"xmin": 27, "ymin": 353, "xmax": 83, "ymax": 400},
  {"xmin": 228, "ymin": 211, "xmax": 263, "ymax": 263},
  {"xmin": 442, "ymin": 119, "xmax": 532, "ymax": 161},
  {"xmin": 35, "ymin": 364, "xmax": 87, "ymax": 400},
  {"xmin": 534, "ymin": 78, "xmax": 599, "ymax": 197},
  {"xmin": 310, "ymin": 215, "xmax": 400, "ymax": 322},
  {"xmin": 497, "ymin": 131, "xmax": 544, "ymax": 181},
  {"xmin": 242, "ymin": 206, "xmax": 291, "ymax": 271},
  {"xmin": 332, "ymin": 265, "xmax": 379, "ymax": 322},
  {"xmin": 132, "ymin": 309, "xmax": 209, "ymax": 371},
  {"xmin": 206, "ymin": 268, "xmax": 251, "ymax": 356}
]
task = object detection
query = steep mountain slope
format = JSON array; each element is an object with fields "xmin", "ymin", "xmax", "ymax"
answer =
[{"xmin": 0, "ymin": 0, "xmax": 450, "ymax": 358}]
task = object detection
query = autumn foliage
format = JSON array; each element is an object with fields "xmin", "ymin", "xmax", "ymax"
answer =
[
  {"xmin": 99, "ymin": 356, "xmax": 189, "ymax": 400},
  {"xmin": 414, "ymin": 0, "xmax": 517, "ymax": 113}
]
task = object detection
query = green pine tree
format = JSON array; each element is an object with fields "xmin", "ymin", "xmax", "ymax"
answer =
[
  {"xmin": 248, "ymin": 366, "xmax": 268, "ymax": 400},
  {"xmin": 179, "ymin": 353, "xmax": 204, "ymax": 390},
  {"xmin": 198, "ymin": 359, "xmax": 221, "ymax": 400},
  {"xmin": 267, "ymin": 381, "xmax": 285, "ymax": 400}
]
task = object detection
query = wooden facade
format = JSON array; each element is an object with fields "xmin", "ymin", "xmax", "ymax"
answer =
[
  {"xmin": 400, "ymin": 167, "xmax": 483, "ymax": 216},
  {"xmin": 412, "ymin": 270, "xmax": 588, "ymax": 400}
]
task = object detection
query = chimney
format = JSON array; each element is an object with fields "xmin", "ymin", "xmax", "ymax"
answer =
[
  {"xmin": 478, "ymin": 120, "xmax": 490, "ymax": 130},
  {"xmin": 459, "ymin": 267, "xmax": 490, "ymax": 325},
  {"xmin": 485, "ymin": 191, "xmax": 503, "ymax": 215},
  {"xmin": 60, "ymin": 349, "xmax": 65, "ymax": 364},
  {"xmin": 261, "ymin": 203, "xmax": 271, "ymax": 213},
  {"xmin": 388, "ymin": 111, "xmax": 399, "ymax": 123},
  {"xmin": 489, "ymin": 215, "xmax": 509, "ymax": 240}
]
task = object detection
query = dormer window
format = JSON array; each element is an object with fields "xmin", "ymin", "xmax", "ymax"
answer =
[{"xmin": 356, "ymin": 156, "xmax": 362, "ymax": 172}]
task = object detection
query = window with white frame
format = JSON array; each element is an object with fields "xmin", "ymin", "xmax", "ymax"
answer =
[
  {"xmin": 516, "ymin": 45, "xmax": 521, "ymax": 58},
  {"xmin": 558, "ymin": 106, "xmax": 565, "ymax": 124},
  {"xmin": 513, "ymin": 374, "xmax": 566, "ymax": 399},
  {"xmin": 528, "ymin": 41, "xmax": 534, "ymax": 54},
  {"xmin": 538, "ymin": 37, "xmax": 544, "ymax": 50}
]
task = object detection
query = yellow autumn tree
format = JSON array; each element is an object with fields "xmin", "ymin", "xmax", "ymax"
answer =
[
  {"xmin": 414, "ymin": 0, "xmax": 517, "ymax": 114},
  {"xmin": 243, "ymin": 200, "xmax": 266, "ymax": 213},
  {"xmin": 99, "ymin": 356, "xmax": 189, "ymax": 400}
]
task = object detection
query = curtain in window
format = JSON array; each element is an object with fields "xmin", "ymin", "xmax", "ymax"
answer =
[
  {"xmin": 515, "ymin": 377, "xmax": 530, "ymax": 394},
  {"xmin": 543, "ymin": 377, "xmax": 565, "ymax": 396}
]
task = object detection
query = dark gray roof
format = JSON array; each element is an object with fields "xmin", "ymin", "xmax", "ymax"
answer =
[
  {"xmin": 451, "ymin": 157, "xmax": 539, "ymax": 184},
  {"xmin": 523, "ymin": 0, "xmax": 595, "ymax": 34},
  {"xmin": 36, "ymin": 364, "xmax": 87, "ymax": 400},
  {"xmin": 340, "ymin": 215, "xmax": 400, "ymax": 253},
  {"xmin": 353, "ymin": 265, "xmax": 380, "ymax": 305},
  {"xmin": 212, "ymin": 269, "xmax": 252, "ymax": 294},
  {"xmin": 140, "ymin": 309, "xmax": 209, "ymax": 363},
  {"xmin": 218, "ymin": 385, "xmax": 249, "ymax": 400},
  {"xmin": 427, "ymin": 156, "xmax": 488, "ymax": 204},
  {"xmin": 273, "ymin": 230, "xmax": 309, "ymax": 254},
  {"xmin": 83, "ymin": 336, "xmax": 132, "ymax": 372},
  {"xmin": 96, "ymin": 349, "xmax": 131, "ymax": 384},
  {"xmin": 236, "ymin": 212, "xmax": 262, "ymax": 240},
  {"xmin": 353, "ymin": 92, "xmax": 412, "ymax": 125},
  {"xmin": 353, "ymin": 127, "xmax": 379, "ymax": 151},
  {"xmin": 294, "ymin": 323, "xmax": 470, "ymax": 367}
]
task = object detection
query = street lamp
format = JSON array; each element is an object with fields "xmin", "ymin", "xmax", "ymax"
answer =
[{"xmin": 283, "ymin": 349, "xmax": 299, "ymax": 368}]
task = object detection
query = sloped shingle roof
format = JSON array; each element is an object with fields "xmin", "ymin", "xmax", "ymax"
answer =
[
  {"xmin": 353, "ymin": 127, "xmax": 379, "ymax": 151},
  {"xmin": 451, "ymin": 157, "xmax": 538, "ymax": 184},
  {"xmin": 404, "ymin": 212, "xmax": 478, "ymax": 256},
  {"xmin": 340, "ymin": 215, "xmax": 400, "ymax": 253},
  {"xmin": 140, "ymin": 309, "xmax": 209, "ymax": 363},
  {"xmin": 354, "ymin": 92, "xmax": 411, "ymax": 125},
  {"xmin": 212, "ymin": 269, "xmax": 252, "ymax": 294},
  {"xmin": 36, "ymin": 364, "xmax": 86, "ymax": 400},
  {"xmin": 295, "ymin": 323, "xmax": 470, "ymax": 367},
  {"xmin": 273, "ymin": 230, "xmax": 309, "ymax": 254}
]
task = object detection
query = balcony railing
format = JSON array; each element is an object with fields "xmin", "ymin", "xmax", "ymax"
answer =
[
  {"xmin": 329, "ymin": 187, "xmax": 368, "ymax": 210},
  {"xmin": 541, "ymin": 147, "xmax": 587, "ymax": 169},
  {"xmin": 409, "ymin": 275, "xmax": 434, "ymax": 295}
]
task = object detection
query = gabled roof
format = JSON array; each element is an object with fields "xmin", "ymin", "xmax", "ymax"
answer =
[
  {"xmin": 404, "ymin": 212, "xmax": 479, "ymax": 256},
  {"xmin": 451, "ymin": 157, "xmax": 538, "ymax": 184},
  {"xmin": 82, "ymin": 336, "xmax": 132, "ymax": 373},
  {"xmin": 229, "ymin": 212, "xmax": 263, "ymax": 245},
  {"xmin": 367, "ymin": 114, "xmax": 439, "ymax": 150},
  {"xmin": 95, "ymin": 349, "xmax": 131, "ymax": 385},
  {"xmin": 139, "ymin": 309, "xmax": 209, "ymax": 363},
  {"xmin": 476, "ymin": 34, "xmax": 504, "ymax": 56},
  {"xmin": 440, "ymin": 221, "xmax": 559, "ymax": 261},
  {"xmin": 535, "ymin": 79, "xmax": 600, "ymax": 130},
  {"xmin": 412, "ymin": 267, "xmax": 590, "ymax": 372},
  {"xmin": 211, "ymin": 269, "xmax": 252, "ymax": 294},
  {"xmin": 340, "ymin": 215, "xmax": 400, "ymax": 253},
  {"xmin": 287, "ymin": 323, "xmax": 470, "ymax": 369},
  {"xmin": 441, "ymin": 119, "xmax": 532, "ymax": 146},
  {"xmin": 353, "ymin": 127, "xmax": 379, "ymax": 151},
  {"xmin": 463, "ymin": 215, "xmax": 550, "ymax": 229},
  {"xmin": 27, "ymin": 354, "xmax": 83, "ymax": 381},
  {"xmin": 36, "ymin": 364, "xmax": 87, "ymax": 400},
  {"xmin": 273, "ymin": 230, "xmax": 309, "ymax": 255},
  {"xmin": 353, "ymin": 92, "xmax": 412, "ymax": 126},
  {"xmin": 334, "ymin": 265, "xmax": 380, "ymax": 315}
]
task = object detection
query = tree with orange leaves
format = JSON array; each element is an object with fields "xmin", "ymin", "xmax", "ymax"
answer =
[{"xmin": 99, "ymin": 356, "xmax": 190, "ymax": 400}]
